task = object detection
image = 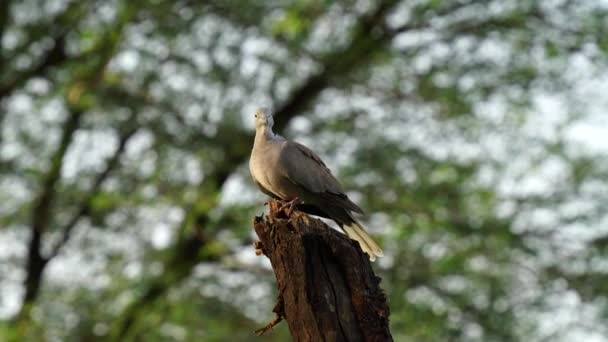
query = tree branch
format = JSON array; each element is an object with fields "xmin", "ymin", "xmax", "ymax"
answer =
[
  {"xmin": 47, "ymin": 118, "xmax": 138, "ymax": 259},
  {"xmin": 0, "ymin": 0, "xmax": 10, "ymax": 64},
  {"xmin": 20, "ymin": 109, "xmax": 82, "ymax": 314},
  {"xmin": 255, "ymin": 295, "xmax": 285, "ymax": 336},
  {"xmin": 272, "ymin": 0, "xmax": 397, "ymax": 130},
  {"xmin": 111, "ymin": 210, "xmax": 219, "ymax": 340},
  {"xmin": 16, "ymin": 3, "xmax": 136, "ymax": 319},
  {"xmin": 0, "ymin": 33, "xmax": 68, "ymax": 149},
  {"xmin": 0, "ymin": 33, "xmax": 67, "ymax": 100}
]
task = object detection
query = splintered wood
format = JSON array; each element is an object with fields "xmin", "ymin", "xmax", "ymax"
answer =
[{"xmin": 253, "ymin": 200, "xmax": 393, "ymax": 341}]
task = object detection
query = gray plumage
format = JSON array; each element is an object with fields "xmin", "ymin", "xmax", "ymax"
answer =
[{"xmin": 249, "ymin": 107, "xmax": 383, "ymax": 261}]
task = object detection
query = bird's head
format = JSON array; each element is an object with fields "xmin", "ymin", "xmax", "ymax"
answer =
[{"xmin": 254, "ymin": 107, "xmax": 274, "ymax": 129}]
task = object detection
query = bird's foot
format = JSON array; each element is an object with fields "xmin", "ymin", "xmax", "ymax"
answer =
[{"xmin": 278, "ymin": 197, "xmax": 300, "ymax": 217}]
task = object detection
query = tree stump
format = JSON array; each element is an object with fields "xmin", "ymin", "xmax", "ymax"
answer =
[{"xmin": 253, "ymin": 200, "xmax": 392, "ymax": 342}]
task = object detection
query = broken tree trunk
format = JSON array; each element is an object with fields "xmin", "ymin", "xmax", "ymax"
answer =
[{"xmin": 253, "ymin": 200, "xmax": 392, "ymax": 342}]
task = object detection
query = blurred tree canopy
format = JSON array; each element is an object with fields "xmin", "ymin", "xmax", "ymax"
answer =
[{"xmin": 1, "ymin": 0, "xmax": 608, "ymax": 341}]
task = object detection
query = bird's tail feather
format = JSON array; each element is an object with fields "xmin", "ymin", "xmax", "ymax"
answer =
[{"xmin": 342, "ymin": 220, "xmax": 384, "ymax": 262}]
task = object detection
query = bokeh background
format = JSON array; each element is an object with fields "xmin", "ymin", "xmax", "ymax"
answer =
[{"xmin": 1, "ymin": 0, "xmax": 608, "ymax": 341}]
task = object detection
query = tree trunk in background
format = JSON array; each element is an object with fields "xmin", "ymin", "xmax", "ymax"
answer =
[{"xmin": 254, "ymin": 200, "xmax": 393, "ymax": 342}]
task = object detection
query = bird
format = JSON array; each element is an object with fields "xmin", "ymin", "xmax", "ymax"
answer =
[{"xmin": 249, "ymin": 107, "xmax": 383, "ymax": 261}]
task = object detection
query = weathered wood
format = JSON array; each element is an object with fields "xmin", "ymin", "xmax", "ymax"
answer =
[{"xmin": 254, "ymin": 200, "xmax": 392, "ymax": 342}]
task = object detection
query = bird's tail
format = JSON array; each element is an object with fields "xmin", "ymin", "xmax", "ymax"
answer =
[{"xmin": 342, "ymin": 220, "xmax": 384, "ymax": 262}]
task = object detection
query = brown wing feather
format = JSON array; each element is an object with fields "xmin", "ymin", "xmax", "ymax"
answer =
[
  {"xmin": 279, "ymin": 141, "xmax": 364, "ymax": 214},
  {"xmin": 292, "ymin": 142, "xmax": 328, "ymax": 168}
]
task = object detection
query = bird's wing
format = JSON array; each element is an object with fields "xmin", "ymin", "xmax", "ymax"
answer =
[
  {"xmin": 254, "ymin": 179, "xmax": 281, "ymax": 199},
  {"xmin": 278, "ymin": 141, "xmax": 364, "ymax": 214}
]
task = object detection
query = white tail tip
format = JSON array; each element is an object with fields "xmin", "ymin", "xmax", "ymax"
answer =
[{"xmin": 342, "ymin": 222, "xmax": 383, "ymax": 262}]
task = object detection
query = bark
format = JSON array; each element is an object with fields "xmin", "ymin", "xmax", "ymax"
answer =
[{"xmin": 254, "ymin": 200, "xmax": 392, "ymax": 342}]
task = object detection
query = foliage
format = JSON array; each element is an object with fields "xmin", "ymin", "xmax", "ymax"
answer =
[{"xmin": 1, "ymin": 0, "xmax": 607, "ymax": 341}]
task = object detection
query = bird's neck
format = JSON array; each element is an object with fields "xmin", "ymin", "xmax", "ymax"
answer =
[{"xmin": 255, "ymin": 125, "xmax": 279, "ymax": 145}]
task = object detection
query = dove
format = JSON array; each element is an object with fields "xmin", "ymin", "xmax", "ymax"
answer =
[{"xmin": 249, "ymin": 108, "xmax": 383, "ymax": 261}]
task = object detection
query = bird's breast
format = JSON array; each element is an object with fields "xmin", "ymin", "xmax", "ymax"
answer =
[
  {"xmin": 250, "ymin": 146, "xmax": 279, "ymax": 191},
  {"xmin": 250, "ymin": 142, "xmax": 298, "ymax": 200}
]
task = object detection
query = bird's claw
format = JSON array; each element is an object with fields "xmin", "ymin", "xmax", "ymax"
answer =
[{"xmin": 278, "ymin": 197, "xmax": 300, "ymax": 217}]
